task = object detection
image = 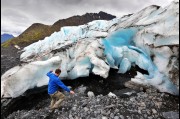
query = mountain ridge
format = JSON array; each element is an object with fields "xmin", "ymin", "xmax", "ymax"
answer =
[
  {"xmin": 2, "ymin": 11, "xmax": 116, "ymax": 47},
  {"xmin": 1, "ymin": 34, "xmax": 14, "ymax": 44}
]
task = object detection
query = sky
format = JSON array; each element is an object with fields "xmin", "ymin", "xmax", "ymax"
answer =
[{"xmin": 1, "ymin": 0, "xmax": 174, "ymax": 37}]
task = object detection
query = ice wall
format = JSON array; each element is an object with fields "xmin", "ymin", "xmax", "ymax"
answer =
[
  {"xmin": 102, "ymin": 28, "xmax": 179, "ymax": 95},
  {"xmin": 1, "ymin": 56, "xmax": 62, "ymax": 98}
]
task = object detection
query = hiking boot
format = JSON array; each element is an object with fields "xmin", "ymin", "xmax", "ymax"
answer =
[{"xmin": 49, "ymin": 108, "xmax": 55, "ymax": 113}]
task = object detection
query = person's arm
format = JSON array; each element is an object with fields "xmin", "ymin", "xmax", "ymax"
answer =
[
  {"xmin": 46, "ymin": 70, "xmax": 53, "ymax": 77},
  {"xmin": 56, "ymin": 78, "xmax": 71, "ymax": 92}
]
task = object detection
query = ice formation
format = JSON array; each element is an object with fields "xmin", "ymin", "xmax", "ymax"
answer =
[{"xmin": 1, "ymin": 0, "xmax": 179, "ymax": 98}]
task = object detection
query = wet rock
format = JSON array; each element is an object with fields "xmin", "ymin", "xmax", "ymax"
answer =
[
  {"xmin": 114, "ymin": 109, "xmax": 119, "ymax": 114},
  {"xmin": 114, "ymin": 116, "xmax": 119, "ymax": 119},
  {"xmin": 162, "ymin": 111, "xmax": 179, "ymax": 119},
  {"xmin": 110, "ymin": 113, "xmax": 114, "ymax": 118},
  {"xmin": 84, "ymin": 107, "xmax": 89, "ymax": 112},
  {"xmin": 124, "ymin": 81, "xmax": 147, "ymax": 91},
  {"xmin": 152, "ymin": 109, "xmax": 157, "ymax": 114},
  {"xmin": 138, "ymin": 109, "xmax": 142, "ymax": 114},
  {"xmin": 87, "ymin": 91, "xmax": 95, "ymax": 98},
  {"xmin": 154, "ymin": 101, "xmax": 162, "ymax": 108},
  {"xmin": 108, "ymin": 92, "xmax": 117, "ymax": 98},
  {"xmin": 113, "ymin": 88, "xmax": 138, "ymax": 97},
  {"xmin": 140, "ymin": 102, "xmax": 146, "ymax": 107},
  {"xmin": 119, "ymin": 115, "xmax": 124, "ymax": 119},
  {"xmin": 102, "ymin": 116, "xmax": 108, "ymax": 119},
  {"xmin": 146, "ymin": 87, "xmax": 158, "ymax": 93},
  {"xmin": 72, "ymin": 106, "xmax": 77, "ymax": 111},
  {"xmin": 77, "ymin": 85, "xmax": 87, "ymax": 94},
  {"xmin": 81, "ymin": 102, "xmax": 88, "ymax": 107}
]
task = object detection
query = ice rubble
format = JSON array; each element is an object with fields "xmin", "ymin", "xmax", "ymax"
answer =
[{"xmin": 1, "ymin": 1, "xmax": 179, "ymax": 98}]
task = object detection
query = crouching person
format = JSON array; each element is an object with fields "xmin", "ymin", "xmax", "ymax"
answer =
[{"xmin": 46, "ymin": 68, "xmax": 75, "ymax": 110}]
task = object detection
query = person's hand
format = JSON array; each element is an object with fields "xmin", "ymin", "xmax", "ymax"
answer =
[{"xmin": 70, "ymin": 90, "xmax": 75, "ymax": 94}]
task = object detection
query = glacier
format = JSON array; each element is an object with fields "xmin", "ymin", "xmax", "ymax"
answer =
[{"xmin": 1, "ymin": 0, "xmax": 179, "ymax": 98}]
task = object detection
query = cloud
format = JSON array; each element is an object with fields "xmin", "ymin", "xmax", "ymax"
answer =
[{"xmin": 1, "ymin": 0, "xmax": 174, "ymax": 36}]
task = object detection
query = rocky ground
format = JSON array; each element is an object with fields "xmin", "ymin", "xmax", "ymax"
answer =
[
  {"xmin": 1, "ymin": 47, "xmax": 179, "ymax": 119},
  {"xmin": 4, "ymin": 85, "xmax": 179, "ymax": 119},
  {"xmin": 1, "ymin": 46, "xmax": 22, "ymax": 75}
]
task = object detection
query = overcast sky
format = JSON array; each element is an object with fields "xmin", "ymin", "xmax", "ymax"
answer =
[{"xmin": 1, "ymin": 0, "xmax": 174, "ymax": 36}]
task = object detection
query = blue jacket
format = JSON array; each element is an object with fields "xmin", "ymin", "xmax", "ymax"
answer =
[{"xmin": 47, "ymin": 71, "xmax": 70, "ymax": 94}]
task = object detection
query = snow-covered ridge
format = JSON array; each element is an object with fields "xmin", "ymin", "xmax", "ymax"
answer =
[{"xmin": 1, "ymin": 1, "xmax": 179, "ymax": 98}]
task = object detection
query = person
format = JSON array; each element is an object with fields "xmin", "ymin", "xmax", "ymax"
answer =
[{"xmin": 46, "ymin": 68, "xmax": 75, "ymax": 110}]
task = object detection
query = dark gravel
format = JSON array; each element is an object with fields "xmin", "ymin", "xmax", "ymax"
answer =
[
  {"xmin": 4, "ymin": 85, "xmax": 179, "ymax": 119},
  {"xmin": 1, "ymin": 46, "xmax": 22, "ymax": 75}
]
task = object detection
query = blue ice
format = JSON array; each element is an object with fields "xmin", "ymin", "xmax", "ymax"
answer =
[
  {"xmin": 102, "ymin": 28, "xmax": 157, "ymax": 74},
  {"xmin": 102, "ymin": 28, "xmax": 179, "ymax": 95}
]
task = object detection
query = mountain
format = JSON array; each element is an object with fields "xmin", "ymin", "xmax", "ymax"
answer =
[
  {"xmin": 1, "ymin": 34, "xmax": 14, "ymax": 43},
  {"xmin": 1, "ymin": 11, "xmax": 115, "ymax": 47}
]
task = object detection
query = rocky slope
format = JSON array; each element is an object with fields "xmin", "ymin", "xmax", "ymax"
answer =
[{"xmin": 1, "ymin": 46, "xmax": 21, "ymax": 75}]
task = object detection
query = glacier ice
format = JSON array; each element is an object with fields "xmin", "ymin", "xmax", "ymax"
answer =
[
  {"xmin": 1, "ymin": 1, "xmax": 179, "ymax": 98},
  {"xmin": 1, "ymin": 56, "xmax": 62, "ymax": 98}
]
